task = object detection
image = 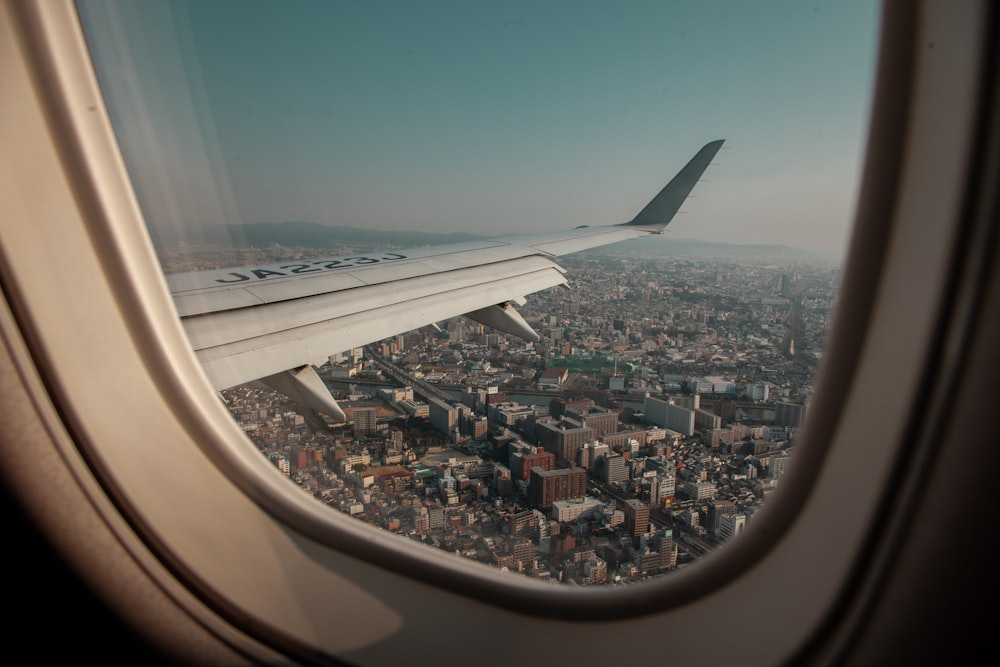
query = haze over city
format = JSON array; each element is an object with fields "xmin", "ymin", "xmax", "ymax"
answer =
[{"xmin": 79, "ymin": 0, "xmax": 880, "ymax": 261}]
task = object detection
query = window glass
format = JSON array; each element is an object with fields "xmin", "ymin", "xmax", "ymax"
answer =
[{"xmin": 77, "ymin": 0, "xmax": 878, "ymax": 584}]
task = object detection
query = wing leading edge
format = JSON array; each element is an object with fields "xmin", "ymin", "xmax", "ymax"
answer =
[{"xmin": 166, "ymin": 140, "xmax": 724, "ymax": 424}]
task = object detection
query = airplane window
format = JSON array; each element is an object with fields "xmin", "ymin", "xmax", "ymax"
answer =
[{"xmin": 75, "ymin": 0, "xmax": 879, "ymax": 585}]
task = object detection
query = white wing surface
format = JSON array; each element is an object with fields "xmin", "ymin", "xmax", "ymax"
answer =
[{"xmin": 166, "ymin": 140, "xmax": 724, "ymax": 420}]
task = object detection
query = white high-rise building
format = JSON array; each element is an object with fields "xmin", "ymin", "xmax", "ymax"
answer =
[
  {"xmin": 643, "ymin": 395, "xmax": 695, "ymax": 436},
  {"xmin": 605, "ymin": 453, "xmax": 628, "ymax": 485},
  {"xmin": 719, "ymin": 513, "xmax": 747, "ymax": 542}
]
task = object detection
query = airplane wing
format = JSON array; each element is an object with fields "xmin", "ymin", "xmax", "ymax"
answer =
[{"xmin": 166, "ymin": 139, "xmax": 724, "ymax": 422}]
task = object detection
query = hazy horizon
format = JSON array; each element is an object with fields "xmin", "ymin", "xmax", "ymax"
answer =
[{"xmin": 79, "ymin": 1, "xmax": 879, "ymax": 262}]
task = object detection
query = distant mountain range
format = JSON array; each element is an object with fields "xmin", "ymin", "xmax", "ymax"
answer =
[
  {"xmin": 148, "ymin": 221, "xmax": 837, "ymax": 263},
  {"xmin": 147, "ymin": 221, "xmax": 482, "ymax": 250}
]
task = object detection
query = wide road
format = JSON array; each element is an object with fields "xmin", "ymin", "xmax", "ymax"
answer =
[{"xmin": 362, "ymin": 345, "xmax": 454, "ymax": 404}]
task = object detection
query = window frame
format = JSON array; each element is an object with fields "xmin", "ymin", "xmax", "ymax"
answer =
[{"xmin": 1, "ymin": 0, "xmax": 995, "ymax": 663}]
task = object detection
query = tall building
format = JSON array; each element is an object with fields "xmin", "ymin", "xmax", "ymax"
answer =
[
  {"xmin": 353, "ymin": 406, "xmax": 377, "ymax": 437},
  {"xmin": 650, "ymin": 471, "xmax": 676, "ymax": 508},
  {"xmin": 428, "ymin": 397, "xmax": 460, "ymax": 440},
  {"xmin": 529, "ymin": 467, "xmax": 587, "ymax": 509},
  {"xmin": 656, "ymin": 530, "xmax": 677, "ymax": 567},
  {"xmin": 578, "ymin": 557, "xmax": 608, "ymax": 585},
  {"xmin": 672, "ymin": 394, "xmax": 700, "ymax": 410},
  {"xmin": 684, "ymin": 479, "xmax": 716, "ymax": 501},
  {"xmin": 770, "ymin": 453, "xmax": 793, "ymax": 479},
  {"xmin": 492, "ymin": 463, "xmax": 513, "ymax": 497},
  {"xmin": 718, "ymin": 513, "xmax": 747, "ymax": 542},
  {"xmin": 775, "ymin": 401, "xmax": 806, "ymax": 427},
  {"xmin": 643, "ymin": 395, "xmax": 695, "ymax": 436},
  {"xmin": 447, "ymin": 321, "xmax": 466, "ymax": 342},
  {"xmin": 566, "ymin": 406, "xmax": 619, "ymax": 436},
  {"xmin": 427, "ymin": 506, "xmax": 445, "ymax": 530},
  {"xmin": 694, "ymin": 408, "xmax": 722, "ymax": 430},
  {"xmin": 580, "ymin": 440, "xmax": 610, "ymax": 474},
  {"xmin": 707, "ymin": 499, "xmax": 737, "ymax": 536},
  {"xmin": 414, "ymin": 509, "xmax": 429, "ymax": 533},
  {"xmin": 508, "ymin": 509, "xmax": 538, "ymax": 540},
  {"xmin": 468, "ymin": 415, "xmax": 489, "ymax": 440},
  {"xmin": 510, "ymin": 537, "xmax": 535, "ymax": 570},
  {"xmin": 604, "ymin": 453, "xmax": 628, "ymax": 485},
  {"xmin": 274, "ymin": 456, "xmax": 290, "ymax": 477},
  {"xmin": 619, "ymin": 498, "xmax": 651, "ymax": 541},
  {"xmin": 535, "ymin": 419, "xmax": 594, "ymax": 466},
  {"xmin": 510, "ymin": 450, "xmax": 556, "ymax": 481},
  {"xmin": 552, "ymin": 531, "xmax": 576, "ymax": 554}
]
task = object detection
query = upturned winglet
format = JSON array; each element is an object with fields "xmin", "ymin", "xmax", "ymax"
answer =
[{"xmin": 623, "ymin": 139, "xmax": 725, "ymax": 231}]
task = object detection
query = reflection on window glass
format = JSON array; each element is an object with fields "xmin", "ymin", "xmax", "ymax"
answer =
[{"xmin": 77, "ymin": 0, "xmax": 877, "ymax": 584}]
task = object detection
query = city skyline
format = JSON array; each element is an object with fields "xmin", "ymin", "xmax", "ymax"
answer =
[{"xmin": 215, "ymin": 248, "xmax": 828, "ymax": 585}]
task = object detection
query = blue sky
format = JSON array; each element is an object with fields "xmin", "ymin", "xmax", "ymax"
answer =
[{"xmin": 79, "ymin": 1, "xmax": 880, "ymax": 260}]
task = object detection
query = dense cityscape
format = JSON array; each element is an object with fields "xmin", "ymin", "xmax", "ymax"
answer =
[{"xmin": 163, "ymin": 242, "xmax": 839, "ymax": 586}]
